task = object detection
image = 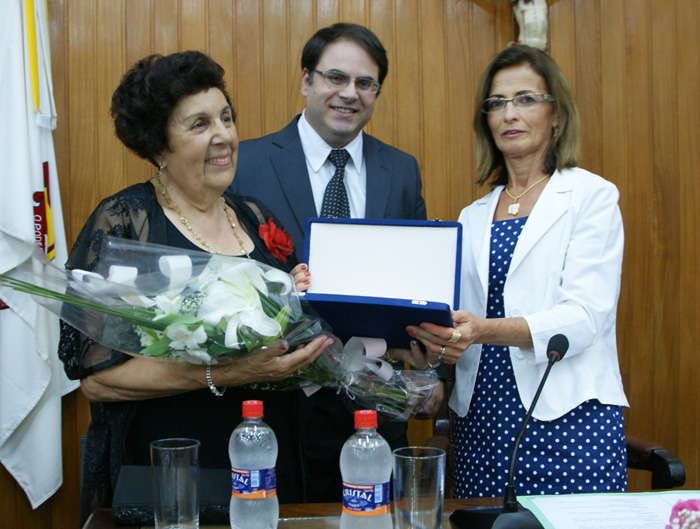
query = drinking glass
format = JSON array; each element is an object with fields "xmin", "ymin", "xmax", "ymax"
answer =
[
  {"xmin": 392, "ymin": 446, "xmax": 445, "ymax": 529},
  {"xmin": 150, "ymin": 438, "xmax": 200, "ymax": 529}
]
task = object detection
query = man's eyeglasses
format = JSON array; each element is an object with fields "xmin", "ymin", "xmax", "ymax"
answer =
[
  {"xmin": 481, "ymin": 93, "xmax": 554, "ymax": 113},
  {"xmin": 313, "ymin": 69, "xmax": 381, "ymax": 94}
]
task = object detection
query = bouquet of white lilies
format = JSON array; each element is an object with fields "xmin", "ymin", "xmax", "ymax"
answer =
[
  {"xmin": 0, "ymin": 237, "xmax": 322, "ymax": 364},
  {"xmin": 0, "ymin": 237, "xmax": 439, "ymax": 420}
]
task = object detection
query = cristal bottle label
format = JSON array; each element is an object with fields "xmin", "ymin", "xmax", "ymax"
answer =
[
  {"xmin": 341, "ymin": 481, "xmax": 390, "ymax": 516},
  {"xmin": 231, "ymin": 466, "xmax": 277, "ymax": 499}
]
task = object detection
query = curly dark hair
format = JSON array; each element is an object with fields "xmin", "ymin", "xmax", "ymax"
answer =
[{"xmin": 110, "ymin": 51, "xmax": 234, "ymax": 167}]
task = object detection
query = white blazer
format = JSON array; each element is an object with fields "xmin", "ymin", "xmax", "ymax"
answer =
[{"xmin": 449, "ymin": 167, "xmax": 629, "ymax": 421}]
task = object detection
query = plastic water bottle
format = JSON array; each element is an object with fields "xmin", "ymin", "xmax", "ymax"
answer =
[
  {"xmin": 339, "ymin": 410, "xmax": 393, "ymax": 529},
  {"xmin": 228, "ymin": 400, "xmax": 279, "ymax": 529}
]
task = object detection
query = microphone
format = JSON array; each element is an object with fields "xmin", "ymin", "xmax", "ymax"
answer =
[{"xmin": 449, "ymin": 334, "xmax": 570, "ymax": 529}]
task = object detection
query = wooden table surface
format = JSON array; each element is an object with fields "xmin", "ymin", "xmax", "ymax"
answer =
[{"xmin": 84, "ymin": 497, "xmax": 503, "ymax": 529}]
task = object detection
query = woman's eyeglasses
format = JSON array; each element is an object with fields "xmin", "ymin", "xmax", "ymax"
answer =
[{"xmin": 481, "ymin": 93, "xmax": 554, "ymax": 113}]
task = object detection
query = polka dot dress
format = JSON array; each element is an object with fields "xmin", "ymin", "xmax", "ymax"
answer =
[{"xmin": 452, "ymin": 217, "xmax": 627, "ymax": 498}]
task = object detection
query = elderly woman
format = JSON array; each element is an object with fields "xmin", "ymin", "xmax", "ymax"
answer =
[
  {"xmin": 406, "ymin": 45, "xmax": 628, "ymax": 498},
  {"xmin": 58, "ymin": 51, "xmax": 333, "ymax": 524}
]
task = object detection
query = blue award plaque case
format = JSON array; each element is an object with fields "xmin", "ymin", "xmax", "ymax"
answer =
[{"xmin": 302, "ymin": 218, "xmax": 462, "ymax": 348}]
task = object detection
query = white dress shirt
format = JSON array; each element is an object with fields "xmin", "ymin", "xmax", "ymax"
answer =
[{"xmin": 297, "ymin": 111, "xmax": 367, "ymax": 218}]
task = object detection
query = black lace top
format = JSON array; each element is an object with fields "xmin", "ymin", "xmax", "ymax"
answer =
[{"xmin": 58, "ymin": 182, "xmax": 307, "ymax": 525}]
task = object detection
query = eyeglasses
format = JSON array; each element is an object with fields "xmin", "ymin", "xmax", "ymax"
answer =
[
  {"xmin": 313, "ymin": 69, "xmax": 381, "ymax": 94},
  {"xmin": 481, "ymin": 93, "xmax": 554, "ymax": 113}
]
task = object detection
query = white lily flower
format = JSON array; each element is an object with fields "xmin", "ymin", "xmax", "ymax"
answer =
[
  {"xmin": 153, "ymin": 293, "xmax": 183, "ymax": 315},
  {"xmin": 196, "ymin": 280, "xmax": 260, "ymax": 325},
  {"xmin": 224, "ymin": 311, "xmax": 282, "ymax": 347},
  {"xmin": 189, "ymin": 255, "xmax": 227, "ymax": 290},
  {"xmin": 263, "ymin": 267, "xmax": 294, "ymax": 295},
  {"xmin": 197, "ymin": 261, "xmax": 271, "ymax": 320},
  {"xmin": 217, "ymin": 260, "xmax": 269, "ymax": 295},
  {"xmin": 165, "ymin": 323, "xmax": 207, "ymax": 350}
]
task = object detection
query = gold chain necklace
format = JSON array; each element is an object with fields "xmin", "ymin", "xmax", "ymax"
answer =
[
  {"xmin": 503, "ymin": 174, "xmax": 550, "ymax": 216},
  {"xmin": 156, "ymin": 171, "xmax": 251, "ymax": 258}
]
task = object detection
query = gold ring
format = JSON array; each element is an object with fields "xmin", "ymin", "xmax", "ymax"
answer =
[
  {"xmin": 448, "ymin": 328, "xmax": 461, "ymax": 343},
  {"xmin": 382, "ymin": 352, "xmax": 399, "ymax": 364},
  {"xmin": 438, "ymin": 346, "xmax": 446, "ymax": 361}
]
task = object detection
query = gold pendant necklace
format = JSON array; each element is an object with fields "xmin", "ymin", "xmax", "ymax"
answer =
[
  {"xmin": 156, "ymin": 171, "xmax": 251, "ymax": 258},
  {"xmin": 503, "ymin": 174, "xmax": 550, "ymax": 216}
]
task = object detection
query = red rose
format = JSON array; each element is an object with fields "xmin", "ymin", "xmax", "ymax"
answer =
[{"xmin": 259, "ymin": 218, "xmax": 294, "ymax": 263}]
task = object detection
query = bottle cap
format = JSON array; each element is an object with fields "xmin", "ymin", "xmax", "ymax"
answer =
[
  {"xmin": 242, "ymin": 400, "xmax": 263, "ymax": 418},
  {"xmin": 354, "ymin": 409, "xmax": 377, "ymax": 429}
]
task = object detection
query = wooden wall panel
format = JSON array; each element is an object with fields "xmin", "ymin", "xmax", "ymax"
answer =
[
  {"xmin": 96, "ymin": 1, "xmax": 127, "ymax": 201},
  {"xmin": 66, "ymin": 0, "xmax": 98, "ymax": 239},
  {"xmin": 393, "ymin": 1, "xmax": 421, "ymax": 176},
  {"xmin": 548, "ymin": 0, "xmax": 575, "ymax": 88},
  {"xmin": 599, "ymin": 0, "xmax": 629, "ymax": 443},
  {"xmin": 621, "ymin": 0, "xmax": 655, "ymax": 451},
  {"xmin": 182, "ymin": 0, "xmax": 209, "ymax": 51},
  {"xmin": 445, "ymin": 0, "xmax": 473, "ymax": 222},
  {"xmin": 262, "ymin": 0, "xmax": 291, "ymax": 133},
  {"xmin": 5, "ymin": 1, "xmax": 699, "ymax": 527},
  {"xmin": 419, "ymin": 1, "xmax": 449, "ymax": 217},
  {"xmin": 234, "ymin": 0, "xmax": 263, "ymax": 140},
  {"xmin": 125, "ymin": 1, "xmax": 158, "ymax": 188},
  {"xmin": 574, "ymin": 0, "xmax": 602, "ymax": 174},
  {"xmin": 677, "ymin": 0, "xmax": 700, "ymax": 496},
  {"xmin": 154, "ymin": 0, "xmax": 180, "ymax": 53},
  {"xmin": 365, "ymin": 0, "xmax": 394, "ymax": 146},
  {"xmin": 317, "ymin": 0, "xmax": 341, "ymax": 28},
  {"xmin": 287, "ymin": 0, "xmax": 314, "ymax": 114},
  {"xmin": 50, "ymin": 0, "xmax": 71, "ymax": 245},
  {"xmin": 650, "ymin": 0, "xmax": 681, "ymax": 474}
]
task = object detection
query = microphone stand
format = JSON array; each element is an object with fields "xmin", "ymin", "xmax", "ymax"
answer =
[{"xmin": 450, "ymin": 335, "xmax": 568, "ymax": 529}]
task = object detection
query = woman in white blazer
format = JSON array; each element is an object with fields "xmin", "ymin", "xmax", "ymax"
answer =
[{"xmin": 407, "ymin": 46, "xmax": 628, "ymax": 498}]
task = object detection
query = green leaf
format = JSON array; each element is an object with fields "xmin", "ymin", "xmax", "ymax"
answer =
[
  {"xmin": 151, "ymin": 313, "xmax": 181, "ymax": 326},
  {"xmin": 137, "ymin": 326, "xmax": 161, "ymax": 345},
  {"xmin": 255, "ymin": 287, "xmax": 281, "ymax": 319},
  {"xmin": 204, "ymin": 322, "xmax": 222, "ymax": 340},
  {"xmin": 208, "ymin": 341, "xmax": 239, "ymax": 358},
  {"xmin": 167, "ymin": 313, "xmax": 201, "ymax": 326},
  {"xmin": 139, "ymin": 337, "xmax": 172, "ymax": 357}
]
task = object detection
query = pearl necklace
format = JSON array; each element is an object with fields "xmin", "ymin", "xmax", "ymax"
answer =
[
  {"xmin": 156, "ymin": 171, "xmax": 250, "ymax": 258},
  {"xmin": 503, "ymin": 174, "xmax": 550, "ymax": 216}
]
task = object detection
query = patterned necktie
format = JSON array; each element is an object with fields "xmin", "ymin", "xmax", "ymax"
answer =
[{"xmin": 320, "ymin": 149, "xmax": 351, "ymax": 218}]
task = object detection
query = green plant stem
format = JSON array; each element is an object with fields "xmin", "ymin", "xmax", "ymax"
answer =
[{"xmin": 0, "ymin": 274, "xmax": 165, "ymax": 329}]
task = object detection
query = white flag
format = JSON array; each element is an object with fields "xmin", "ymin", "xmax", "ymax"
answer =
[{"xmin": 0, "ymin": 0, "xmax": 78, "ymax": 509}]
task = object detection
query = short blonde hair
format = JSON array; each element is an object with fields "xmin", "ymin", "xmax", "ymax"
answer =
[{"xmin": 473, "ymin": 45, "xmax": 580, "ymax": 186}]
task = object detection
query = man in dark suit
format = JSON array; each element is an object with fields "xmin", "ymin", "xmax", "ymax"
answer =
[
  {"xmin": 230, "ymin": 23, "xmax": 428, "ymax": 502},
  {"xmin": 231, "ymin": 22, "xmax": 426, "ymax": 261}
]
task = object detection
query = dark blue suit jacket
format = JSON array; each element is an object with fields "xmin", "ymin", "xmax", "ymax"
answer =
[
  {"xmin": 230, "ymin": 115, "xmax": 427, "ymax": 261},
  {"xmin": 229, "ymin": 115, "xmax": 427, "ymax": 502}
]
